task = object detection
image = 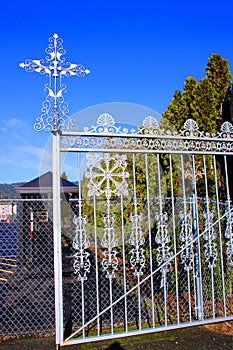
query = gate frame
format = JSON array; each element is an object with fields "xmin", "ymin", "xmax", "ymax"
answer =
[{"xmin": 54, "ymin": 114, "xmax": 233, "ymax": 348}]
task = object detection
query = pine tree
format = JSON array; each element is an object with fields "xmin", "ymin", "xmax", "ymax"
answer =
[
  {"xmin": 205, "ymin": 53, "xmax": 232, "ymax": 114},
  {"xmin": 182, "ymin": 76, "xmax": 197, "ymax": 121},
  {"xmin": 160, "ymin": 53, "xmax": 232, "ymax": 198},
  {"xmin": 161, "ymin": 53, "xmax": 232, "ymax": 133},
  {"xmin": 191, "ymin": 77, "xmax": 219, "ymax": 133},
  {"xmin": 160, "ymin": 90, "xmax": 184, "ymax": 131}
]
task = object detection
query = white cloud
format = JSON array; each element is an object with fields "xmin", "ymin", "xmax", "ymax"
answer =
[
  {"xmin": 17, "ymin": 145, "xmax": 44, "ymax": 158},
  {"xmin": 0, "ymin": 156, "xmax": 38, "ymax": 169},
  {"xmin": 5, "ymin": 118, "xmax": 26, "ymax": 128}
]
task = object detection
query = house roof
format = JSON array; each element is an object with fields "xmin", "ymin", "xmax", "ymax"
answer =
[{"xmin": 15, "ymin": 171, "xmax": 78, "ymax": 194}]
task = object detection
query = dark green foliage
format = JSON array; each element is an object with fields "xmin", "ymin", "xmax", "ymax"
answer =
[
  {"xmin": 160, "ymin": 53, "xmax": 232, "ymax": 199},
  {"xmin": 205, "ymin": 53, "xmax": 232, "ymax": 109},
  {"xmin": 161, "ymin": 53, "xmax": 232, "ymax": 134}
]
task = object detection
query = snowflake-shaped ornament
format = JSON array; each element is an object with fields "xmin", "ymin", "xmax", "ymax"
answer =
[{"xmin": 85, "ymin": 153, "xmax": 129, "ymax": 199}]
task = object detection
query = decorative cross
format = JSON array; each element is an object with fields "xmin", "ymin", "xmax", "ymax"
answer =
[{"xmin": 20, "ymin": 33, "xmax": 90, "ymax": 132}]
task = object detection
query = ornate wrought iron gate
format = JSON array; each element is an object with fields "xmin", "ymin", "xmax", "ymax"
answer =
[
  {"xmin": 55, "ymin": 113, "xmax": 233, "ymax": 347},
  {"xmin": 18, "ymin": 33, "xmax": 233, "ymax": 348}
]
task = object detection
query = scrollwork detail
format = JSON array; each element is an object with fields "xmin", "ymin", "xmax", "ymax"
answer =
[
  {"xmin": 72, "ymin": 215, "xmax": 91, "ymax": 281},
  {"xmin": 180, "ymin": 212, "xmax": 194, "ymax": 270},
  {"xmin": 129, "ymin": 213, "xmax": 146, "ymax": 276},
  {"xmin": 225, "ymin": 211, "xmax": 233, "ymax": 267},
  {"xmin": 20, "ymin": 33, "xmax": 90, "ymax": 132},
  {"xmin": 155, "ymin": 212, "xmax": 172, "ymax": 288},
  {"xmin": 203, "ymin": 210, "xmax": 218, "ymax": 268}
]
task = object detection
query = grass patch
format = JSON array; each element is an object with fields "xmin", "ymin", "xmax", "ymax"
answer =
[{"xmin": 0, "ymin": 325, "xmax": 233, "ymax": 350}]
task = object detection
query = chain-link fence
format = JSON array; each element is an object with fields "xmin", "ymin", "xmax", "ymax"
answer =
[{"xmin": 0, "ymin": 199, "xmax": 55, "ymax": 338}]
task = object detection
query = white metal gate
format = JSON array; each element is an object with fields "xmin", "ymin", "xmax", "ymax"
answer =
[
  {"xmin": 54, "ymin": 114, "xmax": 233, "ymax": 347},
  {"xmin": 19, "ymin": 33, "xmax": 233, "ymax": 348}
]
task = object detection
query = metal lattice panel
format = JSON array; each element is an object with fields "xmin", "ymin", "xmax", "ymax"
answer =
[{"xmin": 0, "ymin": 199, "xmax": 55, "ymax": 337}]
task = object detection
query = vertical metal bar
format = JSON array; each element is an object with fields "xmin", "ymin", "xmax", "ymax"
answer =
[
  {"xmin": 110, "ymin": 277, "xmax": 114, "ymax": 334},
  {"xmin": 93, "ymin": 194, "xmax": 100, "ymax": 335},
  {"xmin": 137, "ymin": 274, "xmax": 142, "ymax": 330},
  {"xmin": 53, "ymin": 130, "xmax": 63, "ymax": 347},
  {"xmin": 145, "ymin": 154, "xmax": 155, "ymax": 327},
  {"xmin": 77, "ymin": 153, "xmax": 86, "ymax": 338},
  {"xmin": 203, "ymin": 155, "xmax": 215, "ymax": 318},
  {"xmin": 157, "ymin": 154, "xmax": 167, "ymax": 326},
  {"xmin": 224, "ymin": 155, "xmax": 231, "ymax": 316},
  {"xmin": 102, "ymin": 156, "xmax": 115, "ymax": 334},
  {"xmin": 132, "ymin": 153, "xmax": 142, "ymax": 330},
  {"xmin": 192, "ymin": 155, "xmax": 203, "ymax": 321},
  {"xmin": 224, "ymin": 156, "xmax": 231, "ymax": 224},
  {"xmin": 169, "ymin": 154, "xmax": 179, "ymax": 324},
  {"xmin": 192, "ymin": 217, "xmax": 197, "ymax": 320},
  {"xmin": 77, "ymin": 152, "xmax": 82, "ymax": 216},
  {"xmin": 180, "ymin": 155, "xmax": 192, "ymax": 322},
  {"xmin": 81, "ymin": 279, "xmax": 85, "ymax": 338},
  {"xmin": 213, "ymin": 155, "xmax": 226, "ymax": 316},
  {"xmin": 120, "ymin": 193, "xmax": 128, "ymax": 332}
]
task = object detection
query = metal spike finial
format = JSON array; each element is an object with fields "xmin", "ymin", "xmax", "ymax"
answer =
[{"xmin": 20, "ymin": 33, "xmax": 90, "ymax": 132}]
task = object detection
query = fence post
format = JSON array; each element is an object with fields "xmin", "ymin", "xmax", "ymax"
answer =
[{"xmin": 53, "ymin": 130, "xmax": 63, "ymax": 347}]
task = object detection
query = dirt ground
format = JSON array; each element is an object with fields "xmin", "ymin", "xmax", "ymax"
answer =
[
  {"xmin": 0, "ymin": 322, "xmax": 233, "ymax": 349},
  {"xmin": 204, "ymin": 321, "xmax": 233, "ymax": 336}
]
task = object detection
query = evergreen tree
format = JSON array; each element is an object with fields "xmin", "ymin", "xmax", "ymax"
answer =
[
  {"xmin": 161, "ymin": 53, "xmax": 232, "ymax": 133},
  {"xmin": 160, "ymin": 53, "xmax": 232, "ymax": 199},
  {"xmin": 182, "ymin": 76, "xmax": 197, "ymax": 121},
  {"xmin": 191, "ymin": 77, "xmax": 219, "ymax": 133},
  {"xmin": 205, "ymin": 53, "xmax": 232, "ymax": 114},
  {"xmin": 160, "ymin": 90, "xmax": 184, "ymax": 131}
]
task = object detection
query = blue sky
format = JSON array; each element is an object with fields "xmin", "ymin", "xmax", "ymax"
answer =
[{"xmin": 0, "ymin": 0, "xmax": 233, "ymax": 184}]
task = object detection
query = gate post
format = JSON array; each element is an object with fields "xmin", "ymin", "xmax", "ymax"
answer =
[
  {"xmin": 53, "ymin": 129, "xmax": 63, "ymax": 349},
  {"xmin": 19, "ymin": 34, "xmax": 90, "ymax": 348}
]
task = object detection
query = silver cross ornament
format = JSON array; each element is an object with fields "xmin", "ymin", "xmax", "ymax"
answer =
[{"xmin": 20, "ymin": 33, "xmax": 90, "ymax": 132}]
